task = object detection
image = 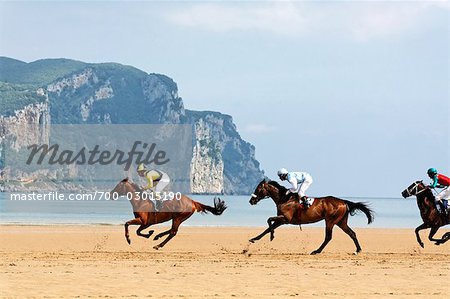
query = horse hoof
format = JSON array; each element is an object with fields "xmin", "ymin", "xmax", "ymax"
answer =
[
  {"xmin": 249, "ymin": 239, "xmax": 255, "ymax": 243},
  {"xmin": 153, "ymin": 246, "xmax": 160, "ymax": 250},
  {"xmin": 310, "ymin": 251, "xmax": 319, "ymax": 255},
  {"xmin": 126, "ymin": 239, "xmax": 131, "ymax": 245},
  {"xmin": 353, "ymin": 252, "xmax": 358, "ymax": 256},
  {"xmin": 419, "ymin": 243, "xmax": 424, "ymax": 248}
]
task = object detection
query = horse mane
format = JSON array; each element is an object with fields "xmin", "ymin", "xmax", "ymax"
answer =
[
  {"xmin": 416, "ymin": 181, "xmax": 435, "ymax": 201},
  {"xmin": 121, "ymin": 177, "xmax": 142, "ymax": 192},
  {"xmin": 257, "ymin": 179, "xmax": 291, "ymax": 204},
  {"xmin": 267, "ymin": 180, "xmax": 287, "ymax": 192}
]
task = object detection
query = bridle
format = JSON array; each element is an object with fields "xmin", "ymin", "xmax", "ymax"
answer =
[
  {"xmin": 251, "ymin": 184, "xmax": 270, "ymax": 202},
  {"xmin": 251, "ymin": 191, "xmax": 269, "ymax": 200},
  {"xmin": 405, "ymin": 182, "xmax": 427, "ymax": 197}
]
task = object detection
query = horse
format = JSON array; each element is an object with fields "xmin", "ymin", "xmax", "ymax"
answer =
[
  {"xmin": 401, "ymin": 181, "xmax": 450, "ymax": 247},
  {"xmin": 110, "ymin": 178, "xmax": 227, "ymax": 249},
  {"xmin": 248, "ymin": 178, "xmax": 374, "ymax": 255}
]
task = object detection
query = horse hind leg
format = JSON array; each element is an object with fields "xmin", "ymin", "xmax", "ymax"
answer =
[
  {"xmin": 311, "ymin": 221, "xmax": 334, "ymax": 255},
  {"xmin": 337, "ymin": 215, "xmax": 362, "ymax": 254},
  {"xmin": 153, "ymin": 228, "xmax": 171, "ymax": 241},
  {"xmin": 153, "ymin": 213, "xmax": 191, "ymax": 250}
]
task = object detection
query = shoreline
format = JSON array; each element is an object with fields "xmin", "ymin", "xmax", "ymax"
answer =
[{"xmin": 0, "ymin": 221, "xmax": 428, "ymax": 231}]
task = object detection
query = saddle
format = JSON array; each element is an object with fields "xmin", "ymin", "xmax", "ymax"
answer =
[{"xmin": 292, "ymin": 194, "xmax": 315, "ymax": 209}]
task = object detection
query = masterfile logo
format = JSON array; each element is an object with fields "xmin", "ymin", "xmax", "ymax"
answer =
[
  {"xmin": 2, "ymin": 124, "xmax": 192, "ymax": 192},
  {"xmin": 26, "ymin": 141, "xmax": 170, "ymax": 170}
]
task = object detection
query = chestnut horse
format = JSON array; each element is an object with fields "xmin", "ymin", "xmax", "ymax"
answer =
[
  {"xmin": 401, "ymin": 181, "xmax": 450, "ymax": 247},
  {"xmin": 249, "ymin": 178, "xmax": 374, "ymax": 255},
  {"xmin": 110, "ymin": 178, "xmax": 226, "ymax": 249}
]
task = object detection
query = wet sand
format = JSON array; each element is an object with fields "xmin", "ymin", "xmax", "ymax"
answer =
[{"xmin": 0, "ymin": 225, "xmax": 449, "ymax": 298}]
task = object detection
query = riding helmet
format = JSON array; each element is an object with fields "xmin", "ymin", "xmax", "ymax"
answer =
[{"xmin": 427, "ymin": 168, "xmax": 437, "ymax": 176}]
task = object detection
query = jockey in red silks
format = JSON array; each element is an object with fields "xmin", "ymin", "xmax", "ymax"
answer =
[{"xmin": 427, "ymin": 168, "xmax": 450, "ymax": 214}]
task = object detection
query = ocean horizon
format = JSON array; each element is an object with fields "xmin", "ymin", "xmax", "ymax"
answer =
[{"xmin": 0, "ymin": 192, "xmax": 425, "ymax": 228}]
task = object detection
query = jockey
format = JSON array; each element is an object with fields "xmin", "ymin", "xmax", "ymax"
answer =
[
  {"xmin": 277, "ymin": 168, "xmax": 313, "ymax": 207},
  {"xmin": 137, "ymin": 163, "xmax": 170, "ymax": 210},
  {"xmin": 427, "ymin": 168, "xmax": 450, "ymax": 214}
]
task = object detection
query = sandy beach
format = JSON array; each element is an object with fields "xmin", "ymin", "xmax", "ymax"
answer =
[{"xmin": 0, "ymin": 225, "xmax": 449, "ymax": 298}]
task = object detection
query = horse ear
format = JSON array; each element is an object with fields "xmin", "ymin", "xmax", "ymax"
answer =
[
  {"xmin": 121, "ymin": 177, "xmax": 129, "ymax": 182},
  {"xmin": 264, "ymin": 176, "xmax": 270, "ymax": 183}
]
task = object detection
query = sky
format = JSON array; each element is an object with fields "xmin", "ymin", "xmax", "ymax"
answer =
[{"xmin": 0, "ymin": 1, "xmax": 448, "ymax": 197}]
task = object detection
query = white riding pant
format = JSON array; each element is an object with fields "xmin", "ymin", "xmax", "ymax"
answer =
[
  {"xmin": 435, "ymin": 187, "xmax": 450, "ymax": 202},
  {"xmin": 154, "ymin": 173, "xmax": 170, "ymax": 193},
  {"xmin": 297, "ymin": 174, "xmax": 313, "ymax": 197}
]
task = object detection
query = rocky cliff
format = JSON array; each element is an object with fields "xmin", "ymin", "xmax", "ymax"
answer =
[{"xmin": 0, "ymin": 57, "xmax": 264, "ymax": 194}]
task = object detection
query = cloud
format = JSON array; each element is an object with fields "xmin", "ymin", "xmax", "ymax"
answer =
[
  {"xmin": 349, "ymin": 2, "xmax": 435, "ymax": 41},
  {"xmin": 165, "ymin": 2, "xmax": 309, "ymax": 36},
  {"xmin": 164, "ymin": 2, "xmax": 449, "ymax": 41},
  {"xmin": 243, "ymin": 124, "xmax": 277, "ymax": 134}
]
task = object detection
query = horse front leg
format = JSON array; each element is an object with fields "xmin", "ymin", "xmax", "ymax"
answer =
[
  {"xmin": 249, "ymin": 218, "xmax": 285, "ymax": 243},
  {"xmin": 268, "ymin": 216, "xmax": 287, "ymax": 241},
  {"xmin": 136, "ymin": 224, "xmax": 154, "ymax": 239},
  {"xmin": 124, "ymin": 218, "xmax": 143, "ymax": 245},
  {"xmin": 427, "ymin": 226, "xmax": 441, "ymax": 243},
  {"xmin": 435, "ymin": 232, "xmax": 450, "ymax": 245},
  {"xmin": 311, "ymin": 221, "xmax": 334, "ymax": 255},
  {"xmin": 415, "ymin": 223, "xmax": 430, "ymax": 248}
]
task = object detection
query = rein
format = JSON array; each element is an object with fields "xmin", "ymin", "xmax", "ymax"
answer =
[{"xmin": 408, "ymin": 183, "xmax": 428, "ymax": 197}]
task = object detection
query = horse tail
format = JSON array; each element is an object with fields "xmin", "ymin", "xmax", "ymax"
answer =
[
  {"xmin": 193, "ymin": 197, "xmax": 227, "ymax": 215},
  {"xmin": 344, "ymin": 200, "xmax": 374, "ymax": 224}
]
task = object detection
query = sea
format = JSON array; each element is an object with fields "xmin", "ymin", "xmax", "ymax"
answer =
[{"xmin": 0, "ymin": 192, "xmax": 422, "ymax": 228}]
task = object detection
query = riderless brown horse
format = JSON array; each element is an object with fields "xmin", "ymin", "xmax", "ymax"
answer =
[
  {"xmin": 249, "ymin": 178, "xmax": 374, "ymax": 255},
  {"xmin": 110, "ymin": 178, "xmax": 226, "ymax": 249},
  {"xmin": 401, "ymin": 181, "xmax": 450, "ymax": 247}
]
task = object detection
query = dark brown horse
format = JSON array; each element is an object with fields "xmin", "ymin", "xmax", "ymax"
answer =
[
  {"xmin": 401, "ymin": 181, "xmax": 450, "ymax": 247},
  {"xmin": 110, "ymin": 178, "xmax": 226, "ymax": 249},
  {"xmin": 249, "ymin": 178, "xmax": 374, "ymax": 255}
]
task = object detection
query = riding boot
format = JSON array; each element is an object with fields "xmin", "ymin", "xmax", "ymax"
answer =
[
  {"xmin": 301, "ymin": 196, "xmax": 308, "ymax": 209},
  {"xmin": 438, "ymin": 201, "xmax": 446, "ymax": 215},
  {"xmin": 443, "ymin": 200, "xmax": 449, "ymax": 216},
  {"xmin": 155, "ymin": 199, "xmax": 163, "ymax": 212}
]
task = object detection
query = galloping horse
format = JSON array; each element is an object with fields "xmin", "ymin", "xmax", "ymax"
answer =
[
  {"xmin": 249, "ymin": 178, "xmax": 374, "ymax": 255},
  {"xmin": 401, "ymin": 181, "xmax": 450, "ymax": 247},
  {"xmin": 110, "ymin": 178, "xmax": 226, "ymax": 249}
]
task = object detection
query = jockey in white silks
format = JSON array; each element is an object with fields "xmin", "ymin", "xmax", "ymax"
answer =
[{"xmin": 277, "ymin": 168, "xmax": 313, "ymax": 207}]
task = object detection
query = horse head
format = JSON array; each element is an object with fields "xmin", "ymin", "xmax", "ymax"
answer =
[
  {"xmin": 249, "ymin": 178, "xmax": 272, "ymax": 205},
  {"xmin": 249, "ymin": 177, "xmax": 286, "ymax": 205},
  {"xmin": 402, "ymin": 181, "xmax": 427, "ymax": 198},
  {"xmin": 110, "ymin": 177, "xmax": 135, "ymax": 198}
]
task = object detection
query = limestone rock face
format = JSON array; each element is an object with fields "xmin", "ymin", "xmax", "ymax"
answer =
[
  {"xmin": 0, "ymin": 101, "xmax": 50, "ymax": 150},
  {"xmin": 190, "ymin": 118, "xmax": 224, "ymax": 194},
  {"xmin": 187, "ymin": 111, "xmax": 264, "ymax": 194},
  {"xmin": 142, "ymin": 74, "xmax": 185, "ymax": 124},
  {"xmin": 0, "ymin": 58, "xmax": 264, "ymax": 194}
]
